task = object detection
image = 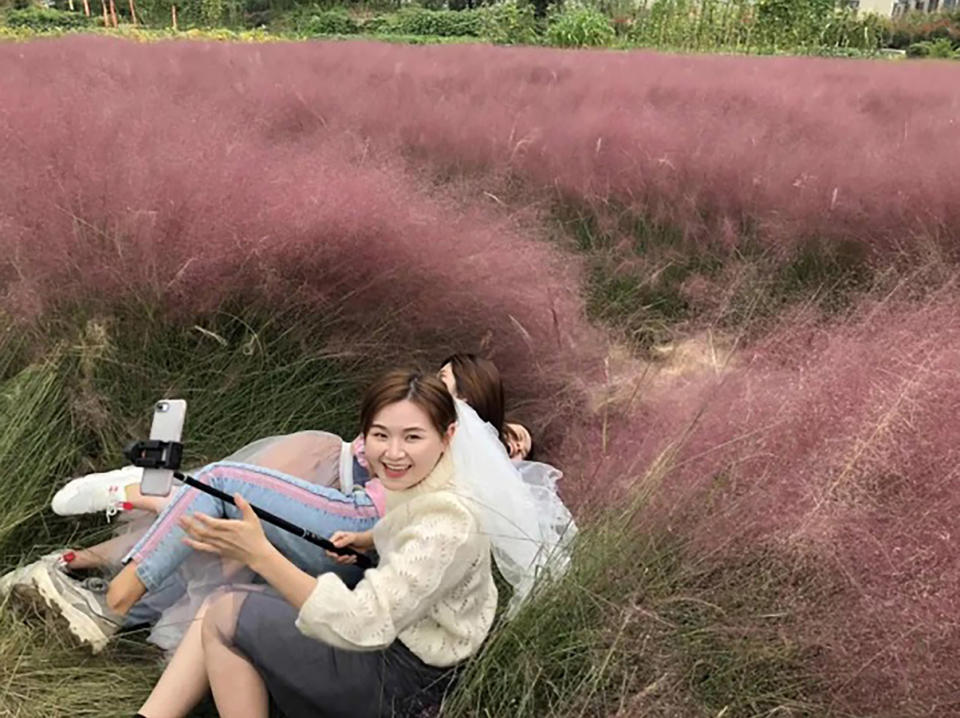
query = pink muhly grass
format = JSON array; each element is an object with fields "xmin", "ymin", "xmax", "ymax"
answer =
[
  {"xmin": 570, "ymin": 294, "xmax": 960, "ymax": 715},
  {"xmin": 4, "ymin": 37, "xmax": 960, "ymax": 715},
  {"xmin": 0, "ymin": 37, "xmax": 607, "ymax": 426},
  {"xmin": 7, "ymin": 38, "xmax": 960, "ymax": 265}
]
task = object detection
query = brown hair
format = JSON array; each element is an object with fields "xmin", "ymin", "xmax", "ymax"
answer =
[
  {"xmin": 439, "ymin": 353, "xmax": 505, "ymax": 441},
  {"xmin": 360, "ymin": 368, "xmax": 456, "ymax": 439}
]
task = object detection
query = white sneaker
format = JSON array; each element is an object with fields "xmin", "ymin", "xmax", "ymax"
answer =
[
  {"xmin": 13, "ymin": 561, "xmax": 121, "ymax": 653},
  {"xmin": 51, "ymin": 465, "xmax": 143, "ymax": 519},
  {"xmin": 0, "ymin": 552, "xmax": 70, "ymax": 598}
]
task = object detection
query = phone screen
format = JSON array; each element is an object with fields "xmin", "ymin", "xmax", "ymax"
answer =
[{"xmin": 140, "ymin": 399, "xmax": 187, "ymax": 496}]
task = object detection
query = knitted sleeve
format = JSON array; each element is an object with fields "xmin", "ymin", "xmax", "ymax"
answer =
[{"xmin": 294, "ymin": 494, "xmax": 477, "ymax": 651}]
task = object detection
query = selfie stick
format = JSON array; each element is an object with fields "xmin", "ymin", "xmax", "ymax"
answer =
[{"xmin": 124, "ymin": 439, "xmax": 373, "ymax": 570}]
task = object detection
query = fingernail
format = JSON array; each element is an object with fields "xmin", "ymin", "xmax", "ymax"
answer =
[{"xmin": 62, "ymin": 551, "xmax": 76, "ymax": 564}]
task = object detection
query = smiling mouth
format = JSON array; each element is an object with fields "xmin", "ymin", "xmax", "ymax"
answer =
[{"xmin": 383, "ymin": 464, "xmax": 411, "ymax": 479}]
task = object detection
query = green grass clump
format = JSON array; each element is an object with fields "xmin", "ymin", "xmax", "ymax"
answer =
[
  {"xmin": 550, "ymin": 199, "xmax": 873, "ymax": 351},
  {"xmin": 0, "ymin": 355, "xmax": 85, "ymax": 560},
  {"xmin": 445, "ymin": 488, "xmax": 828, "ymax": 717},
  {"xmin": 0, "ymin": 600, "xmax": 163, "ymax": 718},
  {"xmin": 0, "ymin": 309, "xmax": 366, "ymax": 563},
  {"xmin": 0, "ymin": 310, "xmax": 369, "ymax": 716}
]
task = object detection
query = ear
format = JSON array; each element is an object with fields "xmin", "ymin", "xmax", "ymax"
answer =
[{"xmin": 443, "ymin": 422, "xmax": 458, "ymax": 446}]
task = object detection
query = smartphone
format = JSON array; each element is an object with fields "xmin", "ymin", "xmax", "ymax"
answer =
[{"xmin": 140, "ymin": 399, "xmax": 187, "ymax": 497}]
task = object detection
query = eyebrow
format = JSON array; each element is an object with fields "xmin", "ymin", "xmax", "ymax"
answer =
[{"xmin": 370, "ymin": 423, "xmax": 428, "ymax": 433}]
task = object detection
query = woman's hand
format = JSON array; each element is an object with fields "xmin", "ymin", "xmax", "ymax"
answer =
[
  {"xmin": 326, "ymin": 529, "xmax": 374, "ymax": 565},
  {"xmin": 180, "ymin": 494, "xmax": 274, "ymax": 569}
]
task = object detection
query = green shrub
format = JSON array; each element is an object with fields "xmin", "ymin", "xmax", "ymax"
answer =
[
  {"xmin": 907, "ymin": 36, "xmax": 959, "ymax": 57},
  {"xmin": 3, "ymin": 6, "xmax": 91, "ymax": 29},
  {"xmin": 546, "ymin": 5, "xmax": 614, "ymax": 47},
  {"xmin": 298, "ymin": 8, "xmax": 358, "ymax": 34},
  {"xmin": 888, "ymin": 9, "xmax": 960, "ymax": 49},
  {"xmin": 380, "ymin": 7, "xmax": 484, "ymax": 36},
  {"xmin": 413, "ymin": 0, "xmax": 448, "ymax": 10},
  {"xmin": 813, "ymin": 6, "xmax": 887, "ymax": 50},
  {"xmin": 357, "ymin": 12, "xmax": 390, "ymax": 32},
  {"xmin": 478, "ymin": 0, "xmax": 539, "ymax": 44},
  {"xmin": 754, "ymin": 0, "xmax": 834, "ymax": 47}
]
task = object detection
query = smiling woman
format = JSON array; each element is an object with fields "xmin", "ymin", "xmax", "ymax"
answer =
[
  {"xmin": 360, "ymin": 370, "xmax": 458, "ymax": 491},
  {"xmin": 135, "ymin": 368, "xmax": 499, "ymax": 718}
]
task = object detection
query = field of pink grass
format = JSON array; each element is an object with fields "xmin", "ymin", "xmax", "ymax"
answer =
[
  {"xmin": 2, "ymin": 36, "xmax": 960, "ymax": 716},
  {"xmin": 0, "ymin": 37, "xmax": 606, "ymax": 435},
  {"xmin": 7, "ymin": 38, "xmax": 959, "ymax": 258},
  {"xmin": 578, "ymin": 291, "xmax": 960, "ymax": 715}
]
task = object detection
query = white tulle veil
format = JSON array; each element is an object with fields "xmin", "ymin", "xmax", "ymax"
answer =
[{"xmin": 449, "ymin": 399, "xmax": 577, "ymax": 613}]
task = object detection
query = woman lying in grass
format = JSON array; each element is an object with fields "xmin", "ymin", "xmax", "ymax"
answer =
[{"xmin": 3, "ymin": 354, "xmax": 574, "ymax": 655}]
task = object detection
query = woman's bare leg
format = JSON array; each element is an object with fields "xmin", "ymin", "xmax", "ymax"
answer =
[
  {"xmin": 67, "ymin": 542, "xmax": 119, "ymax": 570},
  {"xmin": 138, "ymin": 598, "xmax": 213, "ymax": 718},
  {"xmin": 202, "ymin": 590, "xmax": 269, "ymax": 718},
  {"xmin": 105, "ymin": 561, "xmax": 147, "ymax": 615},
  {"xmin": 66, "ymin": 530, "xmax": 144, "ymax": 570}
]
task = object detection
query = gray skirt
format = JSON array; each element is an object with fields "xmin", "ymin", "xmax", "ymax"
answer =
[{"xmin": 233, "ymin": 590, "xmax": 457, "ymax": 718}]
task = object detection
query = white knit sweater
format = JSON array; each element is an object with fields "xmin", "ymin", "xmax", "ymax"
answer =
[{"xmin": 295, "ymin": 452, "xmax": 498, "ymax": 667}]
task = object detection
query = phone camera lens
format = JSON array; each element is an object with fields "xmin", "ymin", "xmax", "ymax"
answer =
[{"xmin": 156, "ymin": 401, "xmax": 169, "ymax": 412}]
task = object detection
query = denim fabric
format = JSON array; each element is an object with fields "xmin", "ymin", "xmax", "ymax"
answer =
[{"xmin": 124, "ymin": 461, "xmax": 380, "ymax": 593}]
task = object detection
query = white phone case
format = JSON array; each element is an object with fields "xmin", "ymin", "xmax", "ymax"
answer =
[{"xmin": 140, "ymin": 399, "xmax": 187, "ymax": 496}]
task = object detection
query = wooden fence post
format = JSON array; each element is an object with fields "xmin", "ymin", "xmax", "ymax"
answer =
[{"xmin": 171, "ymin": 4, "xmax": 178, "ymax": 29}]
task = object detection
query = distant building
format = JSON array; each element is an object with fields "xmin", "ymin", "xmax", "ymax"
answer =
[
  {"xmin": 890, "ymin": 0, "xmax": 957, "ymax": 14},
  {"xmin": 850, "ymin": 0, "xmax": 895, "ymax": 14}
]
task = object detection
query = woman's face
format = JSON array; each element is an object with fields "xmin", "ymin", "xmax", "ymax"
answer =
[
  {"xmin": 505, "ymin": 422, "xmax": 532, "ymax": 460},
  {"xmin": 365, "ymin": 399, "xmax": 453, "ymax": 491},
  {"xmin": 437, "ymin": 362, "xmax": 458, "ymax": 397}
]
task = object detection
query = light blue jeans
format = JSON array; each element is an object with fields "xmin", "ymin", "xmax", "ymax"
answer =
[{"xmin": 123, "ymin": 461, "xmax": 383, "ymax": 593}]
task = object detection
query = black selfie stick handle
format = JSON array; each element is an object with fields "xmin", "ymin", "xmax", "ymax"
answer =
[{"xmin": 174, "ymin": 471, "xmax": 374, "ymax": 570}]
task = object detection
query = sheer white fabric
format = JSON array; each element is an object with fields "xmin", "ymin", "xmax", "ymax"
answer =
[{"xmin": 449, "ymin": 400, "xmax": 577, "ymax": 614}]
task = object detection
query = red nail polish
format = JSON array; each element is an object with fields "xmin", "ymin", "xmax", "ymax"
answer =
[
  {"xmin": 122, "ymin": 502, "xmax": 134, "ymax": 511},
  {"xmin": 62, "ymin": 551, "xmax": 76, "ymax": 564}
]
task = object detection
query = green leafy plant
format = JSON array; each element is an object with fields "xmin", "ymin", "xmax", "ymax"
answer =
[
  {"xmin": 907, "ymin": 36, "xmax": 959, "ymax": 57},
  {"xmin": 546, "ymin": 5, "xmax": 614, "ymax": 47},
  {"xmin": 889, "ymin": 9, "xmax": 960, "ymax": 49},
  {"xmin": 376, "ymin": 7, "xmax": 484, "ymax": 36},
  {"xmin": 754, "ymin": 0, "xmax": 835, "ymax": 48},
  {"xmin": 478, "ymin": 0, "xmax": 540, "ymax": 44},
  {"xmin": 298, "ymin": 8, "xmax": 358, "ymax": 34},
  {"xmin": 3, "ymin": 6, "xmax": 92, "ymax": 29}
]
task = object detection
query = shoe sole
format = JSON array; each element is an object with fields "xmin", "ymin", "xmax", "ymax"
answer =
[{"xmin": 16, "ymin": 568, "xmax": 110, "ymax": 654}]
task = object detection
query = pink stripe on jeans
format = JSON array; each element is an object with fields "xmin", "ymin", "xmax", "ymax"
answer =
[{"xmin": 133, "ymin": 464, "xmax": 380, "ymax": 562}]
